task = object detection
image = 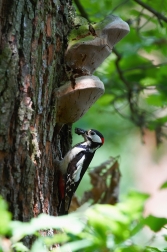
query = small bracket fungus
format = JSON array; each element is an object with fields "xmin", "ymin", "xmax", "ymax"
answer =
[
  {"xmin": 65, "ymin": 15, "xmax": 130, "ymax": 75},
  {"xmin": 56, "ymin": 14, "xmax": 130, "ymax": 124},
  {"xmin": 56, "ymin": 76, "xmax": 104, "ymax": 124}
]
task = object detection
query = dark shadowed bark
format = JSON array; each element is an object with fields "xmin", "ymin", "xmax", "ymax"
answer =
[{"xmin": 0, "ymin": 0, "xmax": 73, "ymax": 245}]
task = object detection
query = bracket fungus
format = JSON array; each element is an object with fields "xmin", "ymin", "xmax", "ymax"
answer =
[
  {"xmin": 56, "ymin": 14, "xmax": 130, "ymax": 124},
  {"xmin": 56, "ymin": 76, "xmax": 104, "ymax": 124},
  {"xmin": 65, "ymin": 15, "xmax": 130, "ymax": 75}
]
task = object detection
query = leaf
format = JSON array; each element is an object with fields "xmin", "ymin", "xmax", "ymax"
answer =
[
  {"xmin": 86, "ymin": 204, "xmax": 131, "ymax": 243},
  {"xmin": 30, "ymin": 239, "xmax": 48, "ymax": 252},
  {"xmin": 120, "ymin": 245, "xmax": 146, "ymax": 252},
  {"xmin": 140, "ymin": 77, "xmax": 157, "ymax": 87},
  {"xmin": 144, "ymin": 215, "xmax": 167, "ymax": 232},
  {"xmin": 43, "ymin": 233, "xmax": 69, "ymax": 246},
  {"xmin": 146, "ymin": 94, "xmax": 166, "ymax": 107},
  {"xmin": 163, "ymin": 235, "xmax": 167, "ymax": 241},
  {"xmin": 12, "ymin": 242, "xmax": 29, "ymax": 252},
  {"xmin": 118, "ymin": 191, "xmax": 149, "ymax": 219},
  {"xmin": 60, "ymin": 239, "xmax": 93, "ymax": 252},
  {"xmin": 85, "ymin": 191, "xmax": 149, "ymax": 244},
  {"xmin": 11, "ymin": 213, "xmax": 84, "ymax": 242},
  {"xmin": 0, "ymin": 196, "xmax": 12, "ymax": 235},
  {"xmin": 145, "ymin": 246, "xmax": 161, "ymax": 252},
  {"xmin": 148, "ymin": 116, "xmax": 167, "ymax": 130},
  {"xmin": 160, "ymin": 181, "xmax": 167, "ymax": 189}
]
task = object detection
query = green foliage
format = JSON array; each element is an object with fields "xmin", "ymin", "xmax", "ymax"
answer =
[
  {"xmin": 75, "ymin": 0, "xmax": 113, "ymax": 22},
  {"xmin": 160, "ymin": 181, "xmax": 167, "ymax": 189},
  {"xmin": 0, "ymin": 196, "xmax": 12, "ymax": 235},
  {"xmin": 144, "ymin": 215, "xmax": 167, "ymax": 232},
  {"xmin": 0, "ymin": 192, "xmax": 167, "ymax": 252}
]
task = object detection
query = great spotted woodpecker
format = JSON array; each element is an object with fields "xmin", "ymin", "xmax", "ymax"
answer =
[{"xmin": 57, "ymin": 127, "xmax": 104, "ymax": 215}]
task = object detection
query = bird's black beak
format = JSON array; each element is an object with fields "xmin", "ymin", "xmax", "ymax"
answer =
[{"xmin": 75, "ymin": 127, "xmax": 86, "ymax": 136}]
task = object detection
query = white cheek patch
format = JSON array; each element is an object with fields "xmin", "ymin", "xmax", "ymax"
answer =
[
  {"xmin": 92, "ymin": 134, "xmax": 102, "ymax": 143},
  {"xmin": 73, "ymin": 155, "xmax": 85, "ymax": 182}
]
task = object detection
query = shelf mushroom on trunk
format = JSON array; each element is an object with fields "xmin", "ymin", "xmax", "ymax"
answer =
[
  {"xmin": 56, "ymin": 75, "xmax": 104, "ymax": 124},
  {"xmin": 56, "ymin": 15, "xmax": 130, "ymax": 124}
]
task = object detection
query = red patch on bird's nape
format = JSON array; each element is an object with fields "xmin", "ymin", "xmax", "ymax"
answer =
[{"xmin": 101, "ymin": 137, "xmax": 104, "ymax": 144}]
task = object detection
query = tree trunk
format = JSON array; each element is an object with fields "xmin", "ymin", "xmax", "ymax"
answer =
[{"xmin": 0, "ymin": 0, "xmax": 73, "ymax": 244}]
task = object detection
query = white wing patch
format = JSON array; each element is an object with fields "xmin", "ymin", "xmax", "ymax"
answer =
[
  {"xmin": 60, "ymin": 146, "xmax": 83, "ymax": 174},
  {"xmin": 72, "ymin": 155, "xmax": 85, "ymax": 182}
]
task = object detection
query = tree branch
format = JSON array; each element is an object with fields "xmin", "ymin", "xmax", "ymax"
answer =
[
  {"xmin": 73, "ymin": 0, "xmax": 90, "ymax": 22},
  {"xmin": 111, "ymin": 0, "xmax": 130, "ymax": 13},
  {"xmin": 133, "ymin": 0, "xmax": 167, "ymax": 23},
  {"xmin": 123, "ymin": 62, "xmax": 167, "ymax": 72},
  {"xmin": 113, "ymin": 48, "xmax": 145, "ymax": 127},
  {"xmin": 112, "ymin": 48, "xmax": 130, "ymax": 89}
]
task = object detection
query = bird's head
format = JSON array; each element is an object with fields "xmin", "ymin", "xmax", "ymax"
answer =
[{"xmin": 75, "ymin": 128, "xmax": 104, "ymax": 149}]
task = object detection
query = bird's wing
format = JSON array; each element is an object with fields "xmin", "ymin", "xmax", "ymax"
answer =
[{"xmin": 58, "ymin": 151, "xmax": 85, "ymax": 215}]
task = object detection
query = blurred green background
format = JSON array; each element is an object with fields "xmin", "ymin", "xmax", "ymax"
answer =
[{"xmin": 72, "ymin": 0, "xmax": 167, "ymax": 205}]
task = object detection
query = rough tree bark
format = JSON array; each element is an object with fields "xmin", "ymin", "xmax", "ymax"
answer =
[{"xmin": 0, "ymin": 0, "xmax": 73, "ymax": 245}]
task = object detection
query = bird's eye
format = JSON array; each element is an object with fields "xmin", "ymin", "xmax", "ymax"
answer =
[{"xmin": 90, "ymin": 132, "xmax": 95, "ymax": 135}]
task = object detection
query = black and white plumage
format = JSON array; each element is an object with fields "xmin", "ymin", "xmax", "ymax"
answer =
[{"xmin": 57, "ymin": 128, "xmax": 104, "ymax": 215}]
